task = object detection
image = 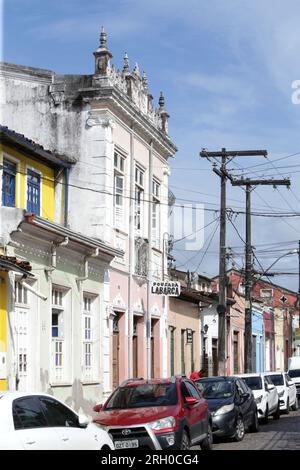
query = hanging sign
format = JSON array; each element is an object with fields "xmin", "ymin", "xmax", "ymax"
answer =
[
  {"xmin": 151, "ymin": 281, "xmax": 181, "ymax": 296},
  {"xmin": 186, "ymin": 329, "xmax": 193, "ymax": 344}
]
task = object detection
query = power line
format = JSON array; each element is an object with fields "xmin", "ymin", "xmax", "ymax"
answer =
[
  {"xmin": 173, "ymin": 216, "xmax": 219, "ymax": 244},
  {"xmin": 193, "ymin": 220, "xmax": 220, "ymax": 273},
  {"xmin": 9, "ymin": 165, "xmax": 300, "ymax": 218}
]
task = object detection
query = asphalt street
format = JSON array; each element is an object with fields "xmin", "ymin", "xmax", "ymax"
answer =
[{"xmin": 192, "ymin": 408, "xmax": 300, "ymax": 450}]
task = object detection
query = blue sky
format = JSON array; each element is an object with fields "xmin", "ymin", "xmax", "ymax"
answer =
[{"xmin": 3, "ymin": 0, "xmax": 300, "ymax": 290}]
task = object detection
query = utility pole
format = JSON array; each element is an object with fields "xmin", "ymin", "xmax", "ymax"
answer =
[
  {"xmin": 199, "ymin": 149, "xmax": 267, "ymax": 375},
  {"xmin": 298, "ymin": 240, "xmax": 300, "ymax": 328},
  {"xmin": 231, "ymin": 178, "xmax": 291, "ymax": 372}
]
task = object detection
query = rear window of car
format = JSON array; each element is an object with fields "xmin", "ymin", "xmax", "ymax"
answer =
[
  {"xmin": 197, "ymin": 379, "xmax": 234, "ymax": 399},
  {"xmin": 13, "ymin": 396, "xmax": 48, "ymax": 430},
  {"xmin": 242, "ymin": 376, "xmax": 262, "ymax": 390},
  {"xmin": 104, "ymin": 383, "xmax": 178, "ymax": 410},
  {"xmin": 266, "ymin": 374, "xmax": 284, "ymax": 386},
  {"xmin": 288, "ymin": 369, "xmax": 300, "ymax": 378}
]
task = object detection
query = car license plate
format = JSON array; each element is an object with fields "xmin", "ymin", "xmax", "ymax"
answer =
[{"xmin": 114, "ymin": 439, "xmax": 139, "ymax": 449}]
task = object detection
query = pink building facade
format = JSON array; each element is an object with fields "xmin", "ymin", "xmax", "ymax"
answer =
[{"xmin": 0, "ymin": 30, "xmax": 177, "ymax": 401}]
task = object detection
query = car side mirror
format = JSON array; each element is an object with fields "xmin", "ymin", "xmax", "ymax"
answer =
[
  {"xmin": 78, "ymin": 414, "xmax": 89, "ymax": 428},
  {"xmin": 93, "ymin": 404, "xmax": 103, "ymax": 413},
  {"xmin": 185, "ymin": 397, "xmax": 198, "ymax": 406},
  {"xmin": 288, "ymin": 381, "xmax": 294, "ymax": 387},
  {"xmin": 241, "ymin": 392, "xmax": 249, "ymax": 400},
  {"xmin": 267, "ymin": 384, "xmax": 274, "ymax": 391}
]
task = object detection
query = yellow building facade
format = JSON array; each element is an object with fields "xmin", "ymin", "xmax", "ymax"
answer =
[
  {"xmin": 0, "ymin": 127, "xmax": 70, "ymax": 391},
  {"xmin": 0, "ymin": 142, "xmax": 55, "ymax": 221}
]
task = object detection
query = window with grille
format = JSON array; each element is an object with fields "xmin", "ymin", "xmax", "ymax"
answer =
[
  {"xmin": 114, "ymin": 152, "xmax": 126, "ymax": 229},
  {"xmin": 135, "ymin": 166, "xmax": 144, "ymax": 234},
  {"xmin": 51, "ymin": 288, "xmax": 65, "ymax": 379},
  {"xmin": 15, "ymin": 282, "xmax": 28, "ymax": 305},
  {"xmin": 2, "ymin": 159, "xmax": 16, "ymax": 207},
  {"xmin": 27, "ymin": 169, "xmax": 40, "ymax": 215},
  {"xmin": 83, "ymin": 294, "xmax": 94, "ymax": 379},
  {"xmin": 260, "ymin": 289, "xmax": 273, "ymax": 299},
  {"xmin": 152, "ymin": 179, "xmax": 160, "ymax": 249}
]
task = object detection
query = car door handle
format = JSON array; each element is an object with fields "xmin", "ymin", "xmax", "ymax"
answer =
[{"xmin": 25, "ymin": 439, "xmax": 36, "ymax": 445}]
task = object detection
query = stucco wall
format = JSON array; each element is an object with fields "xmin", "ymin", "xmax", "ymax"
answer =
[{"xmin": 168, "ymin": 298, "xmax": 200, "ymax": 377}]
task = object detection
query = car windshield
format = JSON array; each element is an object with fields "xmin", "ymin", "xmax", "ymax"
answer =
[
  {"xmin": 267, "ymin": 375, "xmax": 283, "ymax": 386},
  {"xmin": 104, "ymin": 383, "xmax": 178, "ymax": 409},
  {"xmin": 242, "ymin": 376, "xmax": 262, "ymax": 390},
  {"xmin": 288, "ymin": 369, "xmax": 300, "ymax": 378},
  {"xmin": 197, "ymin": 380, "xmax": 234, "ymax": 399}
]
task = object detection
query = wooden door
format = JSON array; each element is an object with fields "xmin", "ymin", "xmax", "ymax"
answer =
[
  {"xmin": 212, "ymin": 338, "xmax": 218, "ymax": 376},
  {"xmin": 112, "ymin": 316, "xmax": 120, "ymax": 389}
]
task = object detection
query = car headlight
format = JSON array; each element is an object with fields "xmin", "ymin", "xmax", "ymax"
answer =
[
  {"xmin": 255, "ymin": 395, "xmax": 263, "ymax": 404},
  {"xmin": 214, "ymin": 403, "xmax": 235, "ymax": 416},
  {"xmin": 148, "ymin": 416, "xmax": 176, "ymax": 432},
  {"xmin": 278, "ymin": 390, "xmax": 285, "ymax": 397}
]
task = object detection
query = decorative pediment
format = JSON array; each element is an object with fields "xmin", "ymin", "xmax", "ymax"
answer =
[
  {"xmin": 151, "ymin": 303, "xmax": 160, "ymax": 317},
  {"xmin": 133, "ymin": 299, "xmax": 145, "ymax": 314},
  {"xmin": 112, "ymin": 293, "xmax": 126, "ymax": 310}
]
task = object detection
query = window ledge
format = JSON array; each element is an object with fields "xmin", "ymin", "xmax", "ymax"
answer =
[
  {"xmin": 50, "ymin": 382, "xmax": 72, "ymax": 388},
  {"xmin": 81, "ymin": 381, "xmax": 101, "ymax": 386},
  {"xmin": 114, "ymin": 228, "xmax": 128, "ymax": 237}
]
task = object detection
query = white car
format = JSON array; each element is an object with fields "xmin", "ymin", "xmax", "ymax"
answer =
[
  {"xmin": 287, "ymin": 356, "xmax": 300, "ymax": 398},
  {"xmin": 0, "ymin": 392, "xmax": 114, "ymax": 450},
  {"xmin": 265, "ymin": 372, "xmax": 298, "ymax": 414},
  {"xmin": 237, "ymin": 373, "xmax": 280, "ymax": 423}
]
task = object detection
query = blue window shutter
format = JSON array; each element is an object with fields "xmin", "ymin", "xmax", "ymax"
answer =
[
  {"xmin": 27, "ymin": 170, "xmax": 40, "ymax": 215},
  {"xmin": 2, "ymin": 160, "xmax": 16, "ymax": 207}
]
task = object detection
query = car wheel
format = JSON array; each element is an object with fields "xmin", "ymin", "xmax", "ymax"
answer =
[
  {"xmin": 284, "ymin": 398, "xmax": 290, "ymax": 415},
  {"xmin": 262, "ymin": 405, "xmax": 269, "ymax": 424},
  {"xmin": 180, "ymin": 430, "xmax": 191, "ymax": 450},
  {"xmin": 273, "ymin": 402, "xmax": 280, "ymax": 420},
  {"xmin": 249, "ymin": 410, "xmax": 259, "ymax": 433},
  {"xmin": 200, "ymin": 422, "xmax": 213, "ymax": 451},
  {"xmin": 233, "ymin": 416, "xmax": 245, "ymax": 442},
  {"xmin": 291, "ymin": 397, "xmax": 298, "ymax": 411}
]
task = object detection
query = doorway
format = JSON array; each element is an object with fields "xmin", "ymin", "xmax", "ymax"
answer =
[{"xmin": 112, "ymin": 315, "xmax": 120, "ymax": 389}]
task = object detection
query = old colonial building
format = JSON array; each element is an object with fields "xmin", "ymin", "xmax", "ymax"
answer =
[
  {"xmin": 227, "ymin": 269, "xmax": 297, "ymax": 373},
  {"xmin": 0, "ymin": 126, "xmax": 121, "ymax": 412},
  {"xmin": 0, "ymin": 29, "xmax": 177, "ymax": 400}
]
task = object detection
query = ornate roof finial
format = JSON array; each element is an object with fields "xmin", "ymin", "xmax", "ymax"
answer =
[
  {"xmin": 123, "ymin": 52, "xmax": 130, "ymax": 74},
  {"xmin": 142, "ymin": 71, "xmax": 148, "ymax": 89},
  {"xmin": 159, "ymin": 91, "xmax": 165, "ymax": 110},
  {"xmin": 100, "ymin": 26, "xmax": 107, "ymax": 49},
  {"xmin": 133, "ymin": 62, "xmax": 140, "ymax": 77},
  {"xmin": 93, "ymin": 27, "xmax": 112, "ymax": 76}
]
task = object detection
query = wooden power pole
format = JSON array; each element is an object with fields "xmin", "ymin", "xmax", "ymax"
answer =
[
  {"xmin": 199, "ymin": 149, "xmax": 267, "ymax": 375},
  {"xmin": 231, "ymin": 178, "xmax": 290, "ymax": 372}
]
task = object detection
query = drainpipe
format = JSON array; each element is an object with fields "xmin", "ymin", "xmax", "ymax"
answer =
[
  {"xmin": 20, "ymin": 276, "xmax": 48, "ymax": 301},
  {"xmin": 52, "ymin": 237, "xmax": 69, "ymax": 269},
  {"xmin": 146, "ymin": 141, "xmax": 153, "ymax": 379},
  {"xmin": 128, "ymin": 128, "xmax": 135, "ymax": 379},
  {"xmin": 64, "ymin": 168, "xmax": 69, "ymax": 228},
  {"xmin": 76, "ymin": 248, "xmax": 99, "ymax": 282}
]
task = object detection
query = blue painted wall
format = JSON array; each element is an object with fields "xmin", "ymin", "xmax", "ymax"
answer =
[{"xmin": 252, "ymin": 308, "xmax": 264, "ymax": 373}]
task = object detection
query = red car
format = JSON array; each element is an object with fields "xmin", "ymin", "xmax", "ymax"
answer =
[{"xmin": 93, "ymin": 376, "xmax": 213, "ymax": 450}]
